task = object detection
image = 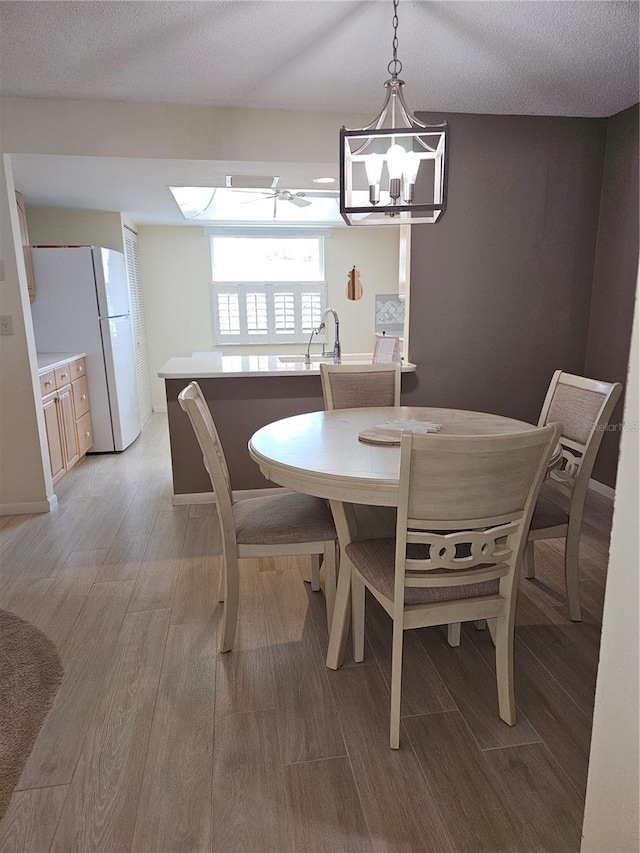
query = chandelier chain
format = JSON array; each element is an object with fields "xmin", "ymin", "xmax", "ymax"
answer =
[{"xmin": 387, "ymin": 0, "xmax": 402, "ymax": 78}]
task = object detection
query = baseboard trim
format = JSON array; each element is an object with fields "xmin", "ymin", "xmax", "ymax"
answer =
[
  {"xmin": 0, "ymin": 494, "xmax": 57, "ymax": 516},
  {"xmin": 171, "ymin": 487, "xmax": 286, "ymax": 506},
  {"xmin": 588, "ymin": 478, "xmax": 615, "ymax": 501},
  {"xmin": 172, "ymin": 491, "xmax": 215, "ymax": 505}
]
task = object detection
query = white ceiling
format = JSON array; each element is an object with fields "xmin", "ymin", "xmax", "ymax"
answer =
[{"xmin": 2, "ymin": 1, "xmax": 638, "ymax": 226}]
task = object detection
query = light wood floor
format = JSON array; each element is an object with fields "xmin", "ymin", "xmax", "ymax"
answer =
[{"xmin": 0, "ymin": 414, "xmax": 613, "ymax": 852}]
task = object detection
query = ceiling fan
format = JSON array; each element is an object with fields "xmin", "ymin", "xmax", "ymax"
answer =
[{"xmin": 235, "ymin": 187, "xmax": 339, "ymax": 218}]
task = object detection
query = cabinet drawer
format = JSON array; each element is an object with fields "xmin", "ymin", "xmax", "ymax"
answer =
[
  {"xmin": 72, "ymin": 376, "xmax": 90, "ymax": 417},
  {"xmin": 40, "ymin": 370, "xmax": 56, "ymax": 397},
  {"xmin": 54, "ymin": 363, "xmax": 72, "ymax": 388},
  {"xmin": 70, "ymin": 357, "xmax": 86, "ymax": 380},
  {"xmin": 77, "ymin": 411, "xmax": 93, "ymax": 456}
]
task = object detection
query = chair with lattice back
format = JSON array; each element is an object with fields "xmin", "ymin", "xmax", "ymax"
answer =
[
  {"xmin": 329, "ymin": 424, "xmax": 560, "ymax": 748},
  {"xmin": 178, "ymin": 382, "xmax": 338, "ymax": 652},
  {"xmin": 524, "ymin": 370, "xmax": 622, "ymax": 621}
]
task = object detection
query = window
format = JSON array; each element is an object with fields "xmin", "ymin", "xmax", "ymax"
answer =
[{"xmin": 210, "ymin": 233, "xmax": 327, "ymax": 345}]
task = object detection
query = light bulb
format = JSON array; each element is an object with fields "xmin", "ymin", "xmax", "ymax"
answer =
[
  {"xmin": 403, "ymin": 151, "xmax": 420, "ymax": 183},
  {"xmin": 365, "ymin": 153, "xmax": 383, "ymax": 205},
  {"xmin": 386, "ymin": 144, "xmax": 406, "ymax": 180},
  {"xmin": 386, "ymin": 144, "xmax": 405, "ymax": 202},
  {"xmin": 402, "ymin": 150, "xmax": 421, "ymax": 203},
  {"xmin": 365, "ymin": 153, "xmax": 383, "ymax": 186}
]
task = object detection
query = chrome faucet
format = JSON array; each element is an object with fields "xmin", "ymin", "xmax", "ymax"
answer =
[
  {"xmin": 304, "ymin": 307, "xmax": 341, "ymax": 364},
  {"xmin": 320, "ymin": 308, "xmax": 341, "ymax": 363}
]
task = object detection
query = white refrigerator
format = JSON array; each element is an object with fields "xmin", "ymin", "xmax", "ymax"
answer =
[{"xmin": 31, "ymin": 246, "xmax": 141, "ymax": 452}]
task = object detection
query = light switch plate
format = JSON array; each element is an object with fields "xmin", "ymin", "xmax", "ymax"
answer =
[{"xmin": 0, "ymin": 315, "xmax": 14, "ymax": 335}]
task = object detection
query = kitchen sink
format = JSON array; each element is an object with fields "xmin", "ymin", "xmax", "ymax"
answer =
[
  {"xmin": 277, "ymin": 353, "xmax": 373, "ymax": 364},
  {"xmin": 277, "ymin": 355, "xmax": 328, "ymax": 363}
]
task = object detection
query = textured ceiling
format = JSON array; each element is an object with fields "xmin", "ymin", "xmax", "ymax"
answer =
[
  {"xmin": 1, "ymin": 1, "xmax": 638, "ymax": 118},
  {"xmin": 3, "ymin": 1, "xmax": 638, "ymax": 226}
]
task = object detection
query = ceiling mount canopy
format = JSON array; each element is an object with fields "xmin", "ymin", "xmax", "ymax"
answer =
[{"xmin": 340, "ymin": 0, "xmax": 449, "ymax": 227}]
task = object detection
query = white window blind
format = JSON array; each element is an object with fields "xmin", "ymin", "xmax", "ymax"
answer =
[
  {"xmin": 213, "ymin": 282, "xmax": 326, "ymax": 344},
  {"xmin": 210, "ymin": 232, "xmax": 327, "ymax": 345}
]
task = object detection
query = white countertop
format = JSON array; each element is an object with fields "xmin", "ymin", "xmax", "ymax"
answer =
[
  {"xmin": 37, "ymin": 352, "xmax": 86, "ymax": 373},
  {"xmin": 158, "ymin": 354, "xmax": 416, "ymax": 379}
]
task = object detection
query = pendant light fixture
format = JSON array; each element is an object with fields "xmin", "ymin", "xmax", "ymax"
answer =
[{"xmin": 339, "ymin": 0, "xmax": 449, "ymax": 226}]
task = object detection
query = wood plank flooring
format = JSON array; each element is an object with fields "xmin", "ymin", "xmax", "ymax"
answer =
[{"xmin": 0, "ymin": 414, "xmax": 613, "ymax": 852}]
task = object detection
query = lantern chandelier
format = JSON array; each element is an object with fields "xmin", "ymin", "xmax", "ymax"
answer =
[{"xmin": 339, "ymin": 0, "xmax": 449, "ymax": 226}]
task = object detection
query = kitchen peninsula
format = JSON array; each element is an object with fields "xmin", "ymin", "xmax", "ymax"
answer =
[{"xmin": 159, "ymin": 353, "xmax": 417, "ymax": 501}]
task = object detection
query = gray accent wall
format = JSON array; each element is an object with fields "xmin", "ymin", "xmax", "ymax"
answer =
[
  {"xmin": 584, "ymin": 104, "xmax": 639, "ymax": 488},
  {"xmin": 407, "ymin": 109, "xmax": 638, "ymax": 488}
]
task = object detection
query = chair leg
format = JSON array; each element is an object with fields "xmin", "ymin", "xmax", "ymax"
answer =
[
  {"xmin": 323, "ymin": 542, "xmax": 337, "ymax": 633},
  {"xmin": 565, "ymin": 520, "xmax": 582, "ymax": 622},
  {"xmin": 351, "ymin": 570, "xmax": 365, "ymax": 662},
  {"xmin": 487, "ymin": 618, "xmax": 497, "ymax": 646},
  {"xmin": 494, "ymin": 615, "xmax": 515, "ymax": 726},
  {"xmin": 219, "ymin": 556, "xmax": 239, "ymax": 654},
  {"xmin": 310, "ymin": 554, "xmax": 321, "ymax": 592},
  {"xmin": 523, "ymin": 540, "xmax": 535, "ymax": 579},
  {"xmin": 326, "ymin": 554, "xmax": 352, "ymax": 670},
  {"xmin": 447, "ymin": 623, "xmax": 461, "ymax": 647},
  {"xmin": 390, "ymin": 619, "xmax": 405, "ymax": 749},
  {"xmin": 217, "ymin": 562, "xmax": 226, "ymax": 602}
]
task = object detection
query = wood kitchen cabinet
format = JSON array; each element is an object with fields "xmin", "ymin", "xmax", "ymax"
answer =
[
  {"xmin": 39, "ymin": 356, "xmax": 93, "ymax": 484},
  {"xmin": 15, "ymin": 190, "xmax": 36, "ymax": 302},
  {"xmin": 42, "ymin": 391, "xmax": 66, "ymax": 484}
]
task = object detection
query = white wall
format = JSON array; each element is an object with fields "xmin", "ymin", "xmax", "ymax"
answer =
[
  {"xmin": 0, "ymin": 95, "xmax": 372, "ymax": 510},
  {"xmin": 0, "ymin": 155, "xmax": 52, "ymax": 512},
  {"xmin": 138, "ymin": 224, "xmax": 399, "ymax": 408},
  {"xmin": 581, "ymin": 278, "xmax": 639, "ymax": 852},
  {"xmin": 27, "ymin": 208, "xmax": 125, "ymax": 253}
]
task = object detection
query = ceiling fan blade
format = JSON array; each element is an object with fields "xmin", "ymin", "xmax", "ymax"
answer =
[
  {"xmin": 231, "ymin": 188, "xmax": 272, "ymax": 194},
  {"xmin": 289, "ymin": 196, "xmax": 312, "ymax": 207},
  {"xmin": 295, "ymin": 190, "xmax": 340, "ymax": 198}
]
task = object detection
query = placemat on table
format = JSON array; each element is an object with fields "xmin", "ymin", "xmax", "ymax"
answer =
[{"xmin": 358, "ymin": 420, "xmax": 443, "ymax": 446}]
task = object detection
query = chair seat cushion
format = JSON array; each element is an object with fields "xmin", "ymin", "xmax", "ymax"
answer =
[
  {"xmin": 234, "ymin": 492, "xmax": 337, "ymax": 546},
  {"xmin": 345, "ymin": 538, "xmax": 500, "ymax": 605},
  {"xmin": 530, "ymin": 482, "xmax": 570, "ymax": 531}
]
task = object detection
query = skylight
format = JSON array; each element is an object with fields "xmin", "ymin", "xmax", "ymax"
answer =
[{"xmin": 169, "ymin": 186, "xmax": 346, "ymax": 226}]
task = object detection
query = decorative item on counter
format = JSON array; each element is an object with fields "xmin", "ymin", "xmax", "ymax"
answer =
[
  {"xmin": 373, "ymin": 333, "xmax": 401, "ymax": 363},
  {"xmin": 375, "ymin": 293, "xmax": 405, "ymax": 334},
  {"xmin": 346, "ymin": 265, "xmax": 363, "ymax": 300}
]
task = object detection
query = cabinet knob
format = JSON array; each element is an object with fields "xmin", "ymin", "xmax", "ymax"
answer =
[
  {"xmin": 85, "ymin": 431, "xmax": 91, "ymax": 438},
  {"xmin": 44, "ymin": 380, "xmax": 52, "ymax": 386},
  {"xmin": 61, "ymin": 373, "xmax": 68, "ymax": 379},
  {"xmin": 81, "ymin": 394, "xmax": 86, "ymax": 401}
]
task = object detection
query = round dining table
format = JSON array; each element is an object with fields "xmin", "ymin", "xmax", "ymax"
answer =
[{"xmin": 248, "ymin": 405, "xmax": 542, "ymax": 668}]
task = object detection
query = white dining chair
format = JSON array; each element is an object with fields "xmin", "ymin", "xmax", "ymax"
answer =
[
  {"xmin": 524, "ymin": 370, "xmax": 622, "ymax": 620},
  {"xmin": 320, "ymin": 362, "xmax": 401, "ymax": 410},
  {"xmin": 320, "ymin": 362, "xmax": 402, "ymax": 540},
  {"xmin": 178, "ymin": 382, "xmax": 338, "ymax": 652},
  {"xmin": 330, "ymin": 424, "xmax": 560, "ymax": 748}
]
